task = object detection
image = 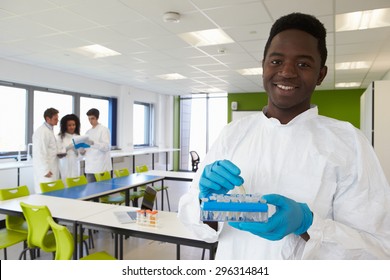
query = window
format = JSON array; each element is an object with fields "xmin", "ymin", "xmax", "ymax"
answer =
[
  {"xmin": 0, "ymin": 80, "xmax": 117, "ymax": 157},
  {"xmin": 33, "ymin": 90, "xmax": 73, "ymax": 136},
  {"xmin": 0, "ymin": 85, "xmax": 27, "ymax": 153},
  {"xmin": 180, "ymin": 93, "xmax": 227, "ymax": 170},
  {"xmin": 80, "ymin": 96, "xmax": 109, "ymax": 135},
  {"xmin": 133, "ymin": 102, "xmax": 154, "ymax": 147}
]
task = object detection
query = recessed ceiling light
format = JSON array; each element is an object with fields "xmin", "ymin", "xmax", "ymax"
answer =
[
  {"xmin": 336, "ymin": 8, "xmax": 390, "ymax": 32},
  {"xmin": 237, "ymin": 68, "xmax": 263, "ymax": 75},
  {"xmin": 157, "ymin": 73, "xmax": 187, "ymax": 80},
  {"xmin": 179, "ymin": 29, "xmax": 234, "ymax": 47},
  {"xmin": 73, "ymin": 44, "xmax": 121, "ymax": 58},
  {"xmin": 335, "ymin": 61, "xmax": 371, "ymax": 70},
  {"xmin": 335, "ymin": 82, "xmax": 361, "ymax": 88}
]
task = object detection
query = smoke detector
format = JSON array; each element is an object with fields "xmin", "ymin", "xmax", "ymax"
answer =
[{"xmin": 163, "ymin": 11, "xmax": 181, "ymax": 23}]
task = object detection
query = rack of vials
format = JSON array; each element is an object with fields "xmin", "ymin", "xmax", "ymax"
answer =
[
  {"xmin": 200, "ymin": 193, "xmax": 268, "ymax": 222},
  {"xmin": 136, "ymin": 209, "xmax": 158, "ymax": 227}
]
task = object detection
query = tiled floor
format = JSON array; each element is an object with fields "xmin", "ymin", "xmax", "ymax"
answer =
[{"xmin": 1, "ymin": 180, "xmax": 211, "ymax": 260}]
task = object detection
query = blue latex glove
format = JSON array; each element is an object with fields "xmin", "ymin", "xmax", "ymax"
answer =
[
  {"xmin": 199, "ymin": 160, "xmax": 244, "ymax": 199},
  {"xmin": 229, "ymin": 194, "xmax": 313, "ymax": 241}
]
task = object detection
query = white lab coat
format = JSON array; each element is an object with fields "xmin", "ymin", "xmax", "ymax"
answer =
[
  {"xmin": 32, "ymin": 122, "xmax": 60, "ymax": 194},
  {"xmin": 84, "ymin": 124, "xmax": 112, "ymax": 174},
  {"xmin": 178, "ymin": 106, "xmax": 390, "ymax": 259},
  {"xmin": 57, "ymin": 133, "xmax": 81, "ymax": 183}
]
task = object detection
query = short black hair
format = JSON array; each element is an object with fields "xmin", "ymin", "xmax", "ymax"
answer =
[
  {"xmin": 43, "ymin": 107, "xmax": 59, "ymax": 120},
  {"xmin": 263, "ymin": 13, "xmax": 327, "ymax": 67},
  {"xmin": 86, "ymin": 108, "xmax": 99, "ymax": 119}
]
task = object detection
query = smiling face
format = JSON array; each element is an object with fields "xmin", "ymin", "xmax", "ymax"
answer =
[
  {"xmin": 262, "ymin": 29, "xmax": 327, "ymax": 124},
  {"xmin": 66, "ymin": 120, "xmax": 76, "ymax": 134}
]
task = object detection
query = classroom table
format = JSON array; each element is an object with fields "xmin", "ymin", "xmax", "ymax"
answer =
[
  {"xmin": 0, "ymin": 195, "xmax": 217, "ymax": 260},
  {"xmin": 0, "ymin": 160, "xmax": 33, "ymax": 186},
  {"xmin": 77, "ymin": 205, "xmax": 217, "ymax": 260},
  {"xmin": 110, "ymin": 147, "xmax": 180, "ymax": 172},
  {"xmin": 0, "ymin": 147, "xmax": 179, "ymax": 187},
  {"xmin": 0, "ymin": 194, "xmax": 117, "ymax": 260},
  {"xmin": 142, "ymin": 170, "xmax": 195, "ymax": 182},
  {"xmin": 42, "ymin": 174, "xmax": 164, "ymax": 206}
]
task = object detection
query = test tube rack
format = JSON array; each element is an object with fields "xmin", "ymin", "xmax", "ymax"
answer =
[{"xmin": 200, "ymin": 193, "xmax": 268, "ymax": 222}]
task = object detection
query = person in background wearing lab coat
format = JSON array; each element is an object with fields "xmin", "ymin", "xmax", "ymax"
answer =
[
  {"xmin": 57, "ymin": 114, "xmax": 84, "ymax": 184},
  {"xmin": 178, "ymin": 13, "xmax": 390, "ymax": 259},
  {"xmin": 84, "ymin": 108, "xmax": 112, "ymax": 182},
  {"xmin": 32, "ymin": 107, "xmax": 60, "ymax": 194}
]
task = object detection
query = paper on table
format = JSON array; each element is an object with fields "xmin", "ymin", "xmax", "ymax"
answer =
[
  {"xmin": 72, "ymin": 135, "xmax": 90, "ymax": 149},
  {"xmin": 114, "ymin": 211, "xmax": 137, "ymax": 224}
]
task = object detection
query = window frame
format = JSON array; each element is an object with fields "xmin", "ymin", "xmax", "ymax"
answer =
[
  {"xmin": 0, "ymin": 80, "xmax": 117, "ymax": 158},
  {"xmin": 133, "ymin": 101, "xmax": 155, "ymax": 148}
]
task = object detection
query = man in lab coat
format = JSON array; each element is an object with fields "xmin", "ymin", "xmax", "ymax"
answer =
[
  {"xmin": 32, "ymin": 107, "xmax": 60, "ymax": 194},
  {"xmin": 178, "ymin": 13, "xmax": 390, "ymax": 259},
  {"xmin": 84, "ymin": 108, "xmax": 112, "ymax": 182}
]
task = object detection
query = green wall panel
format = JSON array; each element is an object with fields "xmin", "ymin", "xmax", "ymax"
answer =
[{"xmin": 228, "ymin": 89, "xmax": 364, "ymax": 128}]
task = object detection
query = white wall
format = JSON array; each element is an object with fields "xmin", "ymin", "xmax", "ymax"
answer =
[{"xmin": 360, "ymin": 80, "xmax": 390, "ymax": 184}]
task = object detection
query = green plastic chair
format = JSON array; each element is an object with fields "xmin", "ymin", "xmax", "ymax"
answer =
[
  {"xmin": 19, "ymin": 202, "xmax": 90, "ymax": 260},
  {"xmin": 40, "ymin": 179, "xmax": 65, "ymax": 193},
  {"xmin": 18, "ymin": 202, "xmax": 57, "ymax": 260},
  {"xmin": 94, "ymin": 171, "xmax": 125, "ymax": 205},
  {"xmin": 114, "ymin": 168, "xmax": 145, "ymax": 206},
  {"xmin": 114, "ymin": 168, "xmax": 130, "ymax": 177},
  {"xmin": 40, "ymin": 177, "xmax": 91, "ymax": 251},
  {"xmin": 47, "ymin": 216, "xmax": 116, "ymax": 260},
  {"xmin": 66, "ymin": 175, "xmax": 88, "ymax": 187},
  {"xmin": 65, "ymin": 175, "xmax": 95, "ymax": 249},
  {"xmin": 135, "ymin": 165, "xmax": 171, "ymax": 211},
  {"xmin": 0, "ymin": 185, "xmax": 30, "ymax": 259}
]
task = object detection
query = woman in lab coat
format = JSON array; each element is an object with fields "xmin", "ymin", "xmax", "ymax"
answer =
[
  {"xmin": 178, "ymin": 13, "xmax": 390, "ymax": 259},
  {"xmin": 57, "ymin": 114, "xmax": 84, "ymax": 183},
  {"xmin": 32, "ymin": 108, "xmax": 60, "ymax": 194}
]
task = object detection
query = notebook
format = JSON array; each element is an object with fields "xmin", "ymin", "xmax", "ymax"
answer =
[
  {"xmin": 114, "ymin": 186, "xmax": 157, "ymax": 223},
  {"xmin": 114, "ymin": 211, "xmax": 137, "ymax": 224}
]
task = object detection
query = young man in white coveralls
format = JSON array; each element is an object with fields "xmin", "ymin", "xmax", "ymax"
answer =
[{"xmin": 178, "ymin": 13, "xmax": 390, "ymax": 260}]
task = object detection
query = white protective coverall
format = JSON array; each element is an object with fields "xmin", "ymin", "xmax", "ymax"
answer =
[
  {"xmin": 84, "ymin": 123, "xmax": 112, "ymax": 174},
  {"xmin": 57, "ymin": 132, "xmax": 81, "ymax": 183},
  {"xmin": 178, "ymin": 106, "xmax": 390, "ymax": 259},
  {"xmin": 32, "ymin": 122, "xmax": 59, "ymax": 194}
]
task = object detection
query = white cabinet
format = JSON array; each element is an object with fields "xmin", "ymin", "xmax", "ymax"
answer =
[{"xmin": 360, "ymin": 80, "xmax": 390, "ymax": 183}]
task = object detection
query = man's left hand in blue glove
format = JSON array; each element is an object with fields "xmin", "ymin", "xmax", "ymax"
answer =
[{"xmin": 229, "ymin": 194, "xmax": 313, "ymax": 241}]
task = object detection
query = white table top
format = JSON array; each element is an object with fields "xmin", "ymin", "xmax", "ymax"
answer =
[
  {"xmin": 0, "ymin": 160, "xmax": 33, "ymax": 170},
  {"xmin": 0, "ymin": 194, "xmax": 117, "ymax": 222},
  {"xmin": 0, "ymin": 147, "xmax": 180, "ymax": 170},
  {"xmin": 78, "ymin": 205, "xmax": 204, "ymax": 242},
  {"xmin": 143, "ymin": 170, "xmax": 195, "ymax": 181},
  {"xmin": 110, "ymin": 147, "xmax": 180, "ymax": 158}
]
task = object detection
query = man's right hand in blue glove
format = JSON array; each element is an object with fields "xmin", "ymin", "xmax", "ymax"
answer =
[{"xmin": 199, "ymin": 160, "xmax": 244, "ymax": 199}]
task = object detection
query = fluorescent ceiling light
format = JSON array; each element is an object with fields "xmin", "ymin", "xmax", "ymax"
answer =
[
  {"xmin": 336, "ymin": 8, "xmax": 390, "ymax": 31},
  {"xmin": 191, "ymin": 88, "xmax": 224, "ymax": 94},
  {"xmin": 237, "ymin": 67, "xmax": 263, "ymax": 75},
  {"xmin": 179, "ymin": 29, "xmax": 234, "ymax": 47},
  {"xmin": 335, "ymin": 82, "xmax": 361, "ymax": 88},
  {"xmin": 73, "ymin": 44, "xmax": 121, "ymax": 58},
  {"xmin": 335, "ymin": 61, "xmax": 371, "ymax": 70},
  {"xmin": 157, "ymin": 73, "xmax": 187, "ymax": 80}
]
